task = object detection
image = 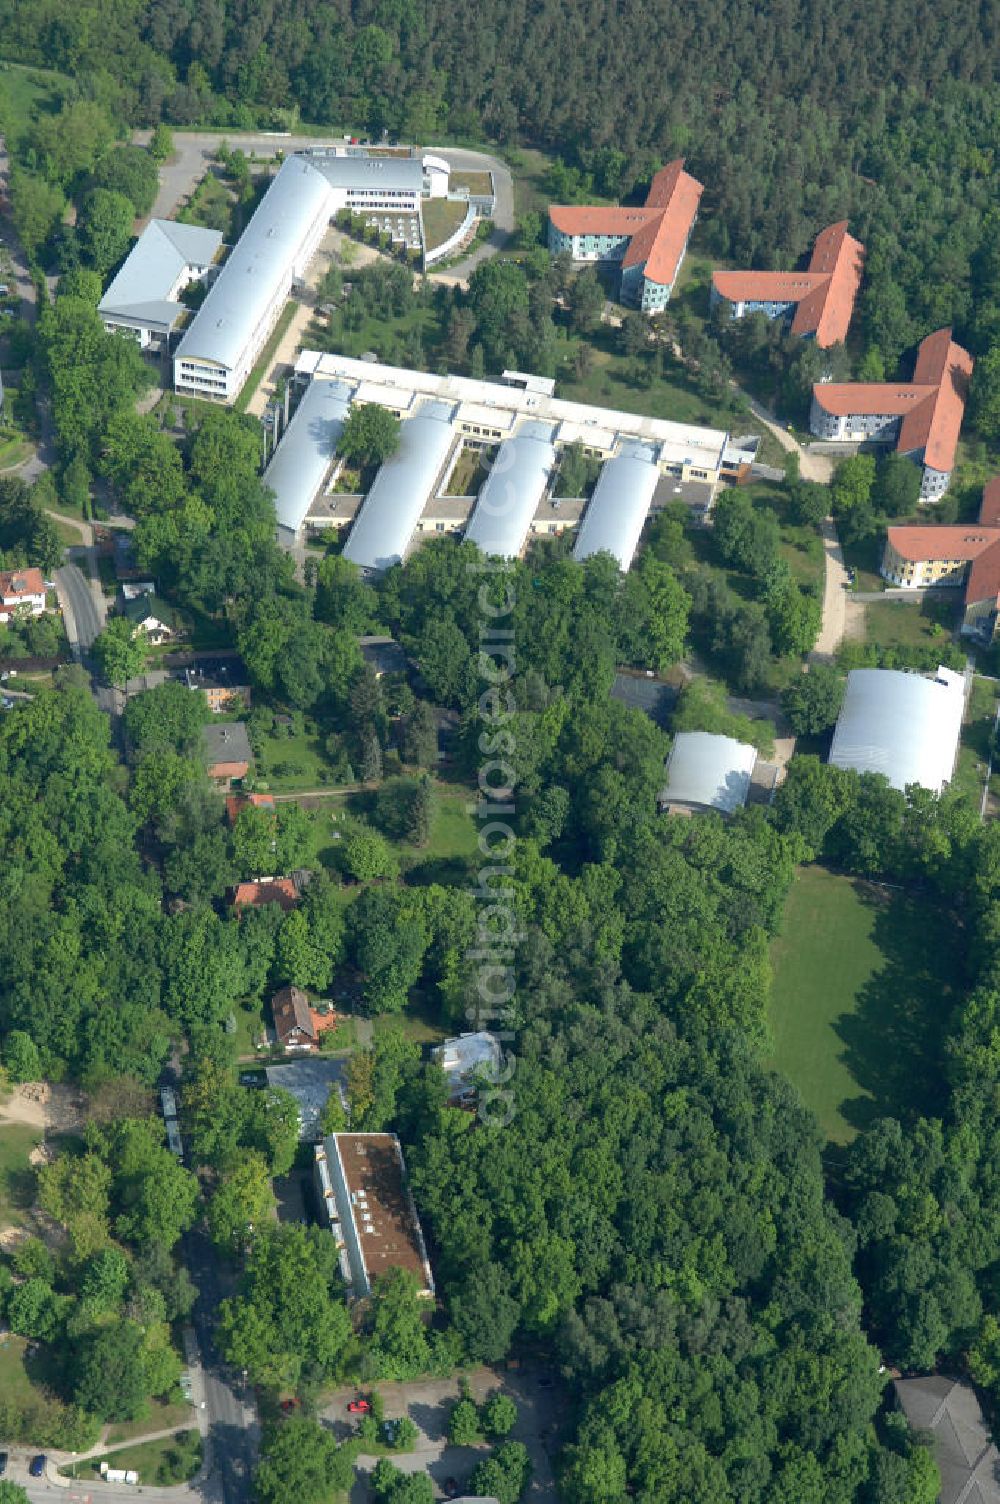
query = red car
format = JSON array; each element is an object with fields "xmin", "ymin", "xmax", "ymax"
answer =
[{"xmin": 347, "ymin": 1397, "xmax": 371, "ymax": 1414}]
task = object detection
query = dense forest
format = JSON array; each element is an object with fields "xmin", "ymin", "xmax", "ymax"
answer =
[{"xmin": 3, "ymin": 0, "xmax": 1000, "ymax": 380}]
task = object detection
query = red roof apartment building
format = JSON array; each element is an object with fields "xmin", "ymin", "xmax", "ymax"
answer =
[
  {"xmin": 881, "ymin": 478, "xmax": 1000, "ymax": 640},
  {"xmin": 548, "ymin": 159, "xmax": 703, "ymax": 314},
  {"xmin": 810, "ymin": 328, "xmax": 974, "ymax": 501},
  {"xmin": 711, "ymin": 221, "xmax": 864, "ymax": 347}
]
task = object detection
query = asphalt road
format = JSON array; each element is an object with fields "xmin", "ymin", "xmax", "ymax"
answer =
[
  {"xmin": 54, "ymin": 560, "xmax": 105, "ymax": 659},
  {"xmin": 182, "ymin": 1226, "xmax": 260, "ymax": 1504}
]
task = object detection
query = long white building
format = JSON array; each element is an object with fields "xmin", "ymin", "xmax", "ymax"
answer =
[
  {"xmin": 173, "ymin": 149, "xmax": 449, "ymax": 403},
  {"xmin": 269, "ymin": 352, "xmax": 751, "ymax": 571}
]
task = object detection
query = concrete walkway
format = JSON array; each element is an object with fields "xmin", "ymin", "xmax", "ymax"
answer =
[
  {"xmin": 810, "ymin": 518, "xmax": 850, "ymax": 660},
  {"xmin": 740, "ymin": 390, "xmax": 835, "ymax": 484}
]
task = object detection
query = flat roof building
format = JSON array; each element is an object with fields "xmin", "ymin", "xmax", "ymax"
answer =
[
  {"xmin": 432, "ymin": 1032, "xmax": 504, "ymax": 1106},
  {"xmin": 828, "ymin": 665, "xmax": 965, "ymax": 793},
  {"xmin": 342, "ymin": 399, "xmax": 457, "ymax": 574},
  {"xmin": 548, "ymin": 159, "xmax": 703, "ymax": 314},
  {"xmin": 99, "ymin": 219, "xmax": 223, "ymax": 351},
  {"xmin": 314, "ymin": 1132, "xmax": 434, "ymax": 1300},
  {"xmin": 712, "ymin": 222, "xmax": 864, "ymax": 347},
  {"xmin": 573, "ymin": 440, "xmax": 661, "ymax": 570},
  {"xmin": 464, "ymin": 421, "xmax": 557, "ymax": 559},
  {"xmin": 661, "ymin": 731, "xmax": 757, "ymax": 814},
  {"xmin": 810, "ymin": 328, "xmax": 973, "ymax": 501}
]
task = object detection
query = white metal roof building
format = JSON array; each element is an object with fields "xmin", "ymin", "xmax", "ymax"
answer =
[
  {"xmin": 263, "ymin": 379, "xmax": 353, "ymax": 535},
  {"xmin": 573, "ymin": 440, "xmax": 661, "ymax": 570},
  {"xmin": 174, "ymin": 154, "xmax": 335, "ymax": 401},
  {"xmin": 99, "ymin": 219, "xmax": 222, "ymax": 350},
  {"xmin": 828, "ymin": 666, "xmax": 966, "ymax": 793},
  {"xmin": 296, "ymin": 351, "xmax": 731, "ymax": 480},
  {"xmin": 342, "ymin": 400, "xmax": 456, "ymax": 574},
  {"xmin": 464, "ymin": 421, "xmax": 556, "ymax": 559},
  {"xmin": 661, "ymin": 731, "xmax": 757, "ymax": 814}
]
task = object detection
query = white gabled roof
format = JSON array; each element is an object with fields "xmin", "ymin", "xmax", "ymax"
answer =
[
  {"xmin": 828, "ymin": 666, "xmax": 965, "ymax": 793},
  {"xmin": 662, "ymin": 731, "xmax": 757, "ymax": 813},
  {"xmin": 99, "ymin": 218, "xmax": 222, "ymax": 331}
]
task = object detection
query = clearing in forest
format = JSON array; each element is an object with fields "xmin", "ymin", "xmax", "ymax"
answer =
[{"xmin": 768, "ymin": 864, "xmax": 959, "ymax": 1145}]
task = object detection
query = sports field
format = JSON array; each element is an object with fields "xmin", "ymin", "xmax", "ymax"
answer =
[{"xmin": 768, "ymin": 865, "xmax": 957, "ymax": 1145}]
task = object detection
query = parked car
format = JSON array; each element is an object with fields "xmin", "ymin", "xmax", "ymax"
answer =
[
  {"xmin": 0, "ymin": 1450, "xmax": 8, "ymax": 1474},
  {"xmin": 347, "ymin": 1396, "xmax": 371, "ymax": 1414},
  {"xmin": 29, "ymin": 1455, "xmax": 46, "ymax": 1476}
]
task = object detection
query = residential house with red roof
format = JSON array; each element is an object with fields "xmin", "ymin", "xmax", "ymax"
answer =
[
  {"xmin": 810, "ymin": 328, "xmax": 973, "ymax": 500},
  {"xmin": 711, "ymin": 222, "xmax": 864, "ymax": 348},
  {"xmin": 881, "ymin": 479, "xmax": 1000, "ymax": 639},
  {"xmin": 0, "ymin": 568, "xmax": 47, "ymax": 621},
  {"xmin": 232, "ymin": 877, "xmax": 299, "ymax": 912},
  {"xmin": 548, "ymin": 160, "xmax": 703, "ymax": 315}
]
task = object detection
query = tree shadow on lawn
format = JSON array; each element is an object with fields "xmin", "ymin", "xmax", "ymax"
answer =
[{"xmin": 834, "ymin": 883, "xmax": 963, "ymax": 1135}]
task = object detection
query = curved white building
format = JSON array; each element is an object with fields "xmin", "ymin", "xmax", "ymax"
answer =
[
  {"xmin": 661, "ymin": 731, "xmax": 757, "ymax": 814},
  {"xmin": 464, "ymin": 421, "xmax": 556, "ymax": 559},
  {"xmin": 573, "ymin": 440, "xmax": 660, "ymax": 571},
  {"xmin": 828, "ymin": 666, "xmax": 965, "ymax": 793},
  {"xmin": 342, "ymin": 400, "xmax": 456, "ymax": 574}
]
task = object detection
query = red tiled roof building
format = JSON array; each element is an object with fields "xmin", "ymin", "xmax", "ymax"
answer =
[
  {"xmin": 881, "ymin": 480, "xmax": 1000, "ymax": 639},
  {"xmin": 810, "ymin": 329, "xmax": 973, "ymax": 501},
  {"xmin": 711, "ymin": 222, "xmax": 864, "ymax": 348},
  {"xmin": 548, "ymin": 160, "xmax": 703, "ymax": 315}
]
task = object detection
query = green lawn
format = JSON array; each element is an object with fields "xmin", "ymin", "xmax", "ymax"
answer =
[
  {"xmin": 0, "ymin": 1335, "xmax": 43, "ymax": 1409},
  {"xmin": 0, "ymin": 436, "xmax": 33, "ymax": 471},
  {"xmin": 952, "ymin": 675, "xmax": 999, "ymax": 806},
  {"xmin": 303, "ymin": 784, "xmax": 479, "ymax": 883},
  {"xmin": 863, "ymin": 594, "xmax": 960, "ymax": 651},
  {"xmin": 841, "ymin": 532, "xmax": 886, "ymax": 593},
  {"xmin": 254, "ymin": 728, "xmax": 337, "ymax": 791},
  {"xmin": 0, "ymin": 60, "xmax": 71, "ymax": 147},
  {"xmin": 0, "ymin": 1122, "xmax": 41, "ymax": 1231},
  {"xmin": 769, "ymin": 866, "xmax": 959, "ymax": 1145},
  {"xmin": 63, "ymin": 1430, "xmax": 203, "ymax": 1486},
  {"xmin": 107, "ymin": 1398, "xmax": 193, "ymax": 1444},
  {"xmin": 234, "ymin": 299, "xmax": 299, "ymax": 412}
]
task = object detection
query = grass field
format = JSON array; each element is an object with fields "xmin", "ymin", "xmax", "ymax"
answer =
[
  {"xmin": 952, "ymin": 675, "xmax": 1000, "ymax": 805},
  {"xmin": 0, "ymin": 1335, "xmax": 43, "ymax": 1408},
  {"xmin": 306, "ymin": 784, "xmax": 479, "ymax": 884},
  {"xmin": 769, "ymin": 865, "xmax": 959, "ymax": 1144},
  {"xmin": 0, "ymin": 1123, "xmax": 41, "ymax": 1231},
  {"xmin": 863, "ymin": 594, "xmax": 959, "ymax": 651},
  {"xmin": 63, "ymin": 1430, "xmax": 202, "ymax": 1485},
  {"xmin": 107, "ymin": 1398, "xmax": 193, "ymax": 1444},
  {"xmin": 0, "ymin": 60, "xmax": 70, "ymax": 147}
]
